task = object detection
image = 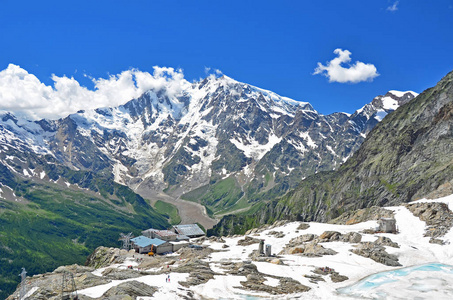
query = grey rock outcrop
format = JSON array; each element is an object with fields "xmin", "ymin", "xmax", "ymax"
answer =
[
  {"xmin": 351, "ymin": 242, "xmax": 401, "ymax": 266},
  {"xmin": 406, "ymin": 202, "xmax": 453, "ymax": 243},
  {"xmin": 85, "ymin": 247, "xmax": 127, "ymax": 269},
  {"xmin": 237, "ymin": 236, "xmax": 262, "ymax": 246},
  {"xmin": 102, "ymin": 281, "xmax": 157, "ymax": 298},
  {"xmin": 340, "ymin": 232, "xmax": 362, "ymax": 243},
  {"xmin": 176, "ymin": 259, "xmax": 217, "ymax": 287},
  {"xmin": 374, "ymin": 236, "xmax": 399, "ymax": 248},
  {"xmin": 329, "ymin": 207, "xmax": 394, "ymax": 225},
  {"xmin": 281, "ymin": 242, "xmax": 337, "ymax": 256}
]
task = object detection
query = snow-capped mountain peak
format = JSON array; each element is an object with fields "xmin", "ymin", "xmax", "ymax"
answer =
[{"xmin": 0, "ymin": 79, "xmax": 418, "ymax": 206}]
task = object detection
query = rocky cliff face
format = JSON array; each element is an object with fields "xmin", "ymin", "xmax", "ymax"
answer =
[{"xmin": 210, "ymin": 70, "xmax": 453, "ymax": 235}]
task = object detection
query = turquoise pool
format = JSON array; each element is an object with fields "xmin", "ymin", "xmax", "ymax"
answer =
[{"xmin": 337, "ymin": 263, "xmax": 453, "ymax": 299}]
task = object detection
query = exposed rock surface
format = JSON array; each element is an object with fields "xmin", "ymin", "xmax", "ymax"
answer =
[
  {"xmin": 6, "ymin": 265, "xmax": 111, "ymax": 300},
  {"xmin": 281, "ymin": 242, "xmax": 337, "ymax": 256},
  {"xmin": 286, "ymin": 234, "xmax": 318, "ymax": 247},
  {"xmin": 225, "ymin": 261, "xmax": 311, "ymax": 294},
  {"xmin": 237, "ymin": 236, "xmax": 262, "ymax": 246},
  {"xmin": 175, "ymin": 259, "xmax": 217, "ymax": 287},
  {"xmin": 406, "ymin": 202, "xmax": 453, "ymax": 243},
  {"xmin": 311, "ymin": 267, "xmax": 349, "ymax": 283},
  {"xmin": 267, "ymin": 231, "xmax": 285, "ymax": 238},
  {"xmin": 102, "ymin": 281, "xmax": 157, "ymax": 298},
  {"xmin": 375, "ymin": 236, "xmax": 399, "ymax": 248},
  {"xmin": 329, "ymin": 207, "xmax": 394, "ymax": 225},
  {"xmin": 100, "ymin": 268, "xmax": 143, "ymax": 280},
  {"xmin": 340, "ymin": 232, "xmax": 363, "ymax": 243},
  {"xmin": 351, "ymin": 242, "xmax": 401, "ymax": 266},
  {"xmin": 85, "ymin": 247, "xmax": 129, "ymax": 269},
  {"xmin": 297, "ymin": 223, "xmax": 310, "ymax": 230}
]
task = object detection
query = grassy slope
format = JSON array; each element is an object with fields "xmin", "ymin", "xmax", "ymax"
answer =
[
  {"xmin": 0, "ymin": 179, "xmax": 168, "ymax": 299},
  {"xmin": 153, "ymin": 200, "xmax": 181, "ymax": 225},
  {"xmin": 181, "ymin": 177, "xmax": 244, "ymax": 216}
]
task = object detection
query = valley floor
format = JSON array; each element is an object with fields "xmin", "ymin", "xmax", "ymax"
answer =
[{"xmin": 137, "ymin": 189, "xmax": 218, "ymax": 229}]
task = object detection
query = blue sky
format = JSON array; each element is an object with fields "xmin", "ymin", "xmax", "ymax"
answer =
[{"xmin": 0, "ymin": 0, "xmax": 452, "ymax": 118}]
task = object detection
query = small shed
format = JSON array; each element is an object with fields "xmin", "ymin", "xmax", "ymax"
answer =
[
  {"xmin": 131, "ymin": 236, "xmax": 173, "ymax": 254},
  {"xmin": 152, "ymin": 238, "xmax": 173, "ymax": 254},
  {"xmin": 378, "ymin": 218, "xmax": 397, "ymax": 233},
  {"xmin": 170, "ymin": 240, "xmax": 190, "ymax": 252},
  {"xmin": 130, "ymin": 236, "xmax": 155, "ymax": 254},
  {"xmin": 173, "ymin": 224, "xmax": 205, "ymax": 238}
]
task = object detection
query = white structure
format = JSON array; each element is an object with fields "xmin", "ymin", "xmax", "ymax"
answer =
[
  {"xmin": 170, "ymin": 240, "xmax": 190, "ymax": 252},
  {"xmin": 378, "ymin": 218, "xmax": 397, "ymax": 233}
]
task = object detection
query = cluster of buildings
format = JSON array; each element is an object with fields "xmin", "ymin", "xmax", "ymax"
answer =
[{"xmin": 130, "ymin": 224, "xmax": 205, "ymax": 255}]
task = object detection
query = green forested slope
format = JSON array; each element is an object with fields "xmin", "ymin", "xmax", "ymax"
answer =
[{"xmin": 0, "ymin": 168, "xmax": 168, "ymax": 299}]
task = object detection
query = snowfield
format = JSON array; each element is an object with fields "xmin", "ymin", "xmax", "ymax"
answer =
[{"xmin": 76, "ymin": 194, "xmax": 453, "ymax": 299}]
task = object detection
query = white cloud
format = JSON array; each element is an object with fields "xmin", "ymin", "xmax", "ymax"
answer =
[
  {"xmin": 0, "ymin": 64, "xmax": 189, "ymax": 120},
  {"xmin": 313, "ymin": 49, "xmax": 379, "ymax": 84},
  {"xmin": 387, "ymin": 1, "xmax": 399, "ymax": 12}
]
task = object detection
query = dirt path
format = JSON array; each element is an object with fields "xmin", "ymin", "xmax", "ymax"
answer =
[{"xmin": 136, "ymin": 188, "xmax": 218, "ymax": 230}]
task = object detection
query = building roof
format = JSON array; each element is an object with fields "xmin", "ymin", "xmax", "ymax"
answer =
[
  {"xmin": 131, "ymin": 236, "xmax": 166, "ymax": 248},
  {"xmin": 142, "ymin": 229, "xmax": 177, "ymax": 236},
  {"xmin": 148, "ymin": 238, "xmax": 167, "ymax": 246},
  {"xmin": 131, "ymin": 236, "xmax": 154, "ymax": 248},
  {"xmin": 176, "ymin": 234, "xmax": 190, "ymax": 240},
  {"xmin": 173, "ymin": 224, "xmax": 205, "ymax": 237},
  {"xmin": 154, "ymin": 230, "xmax": 177, "ymax": 237}
]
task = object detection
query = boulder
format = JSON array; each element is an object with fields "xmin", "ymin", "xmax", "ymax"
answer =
[
  {"xmin": 330, "ymin": 273, "xmax": 349, "ymax": 283},
  {"xmin": 297, "ymin": 223, "xmax": 310, "ymax": 230},
  {"xmin": 319, "ymin": 231, "xmax": 341, "ymax": 241},
  {"xmin": 102, "ymin": 280, "xmax": 157, "ymax": 298},
  {"xmin": 284, "ymin": 242, "xmax": 337, "ymax": 256},
  {"xmin": 351, "ymin": 242, "xmax": 401, "ymax": 266},
  {"xmin": 285, "ymin": 234, "xmax": 318, "ymax": 248},
  {"xmin": 237, "ymin": 236, "xmax": 261, "ymax": 246},
  {"xmin": 375, "ymin": 236, "xmax": 399, "ymax": 248},
  {"xmin": 101, "ymin": 268, "xmax": 142, "ymax": 280},
  {"xmin": 340, "ymin": 232, "xmax": 362, "ymax": 243}
]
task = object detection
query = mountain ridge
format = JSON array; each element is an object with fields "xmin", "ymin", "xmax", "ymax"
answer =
[
  {"xmin": 209, "ymin": 70, "xmax": 453, "ymax": 236},
  {"xmin": 1, "ymin": 74, "xmax": 417, "ymax": 218}
]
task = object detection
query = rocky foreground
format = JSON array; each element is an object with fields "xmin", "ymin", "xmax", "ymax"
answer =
[{"xmin": 7, "ymin": 197, "xmax": 453, "ymax": 300}]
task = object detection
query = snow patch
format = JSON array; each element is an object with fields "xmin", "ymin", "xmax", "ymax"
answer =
[
  {"xmin": 381, "ymin": 96, "xmax": 399, "ymax": 110},
  {"xmin": 388, "ymin": 90, "xmax": 418, "ymax": 98},
  {"xmin": 300, "ymin": 132, "xmax": 317, "ymax": 148},
  {"xmin": 230, "ymin": 133, "xmax": 281, "ymax": 160},
  {"xmin": 374, "ymin": 110, "xmax": 388, "ymax": 121}
]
